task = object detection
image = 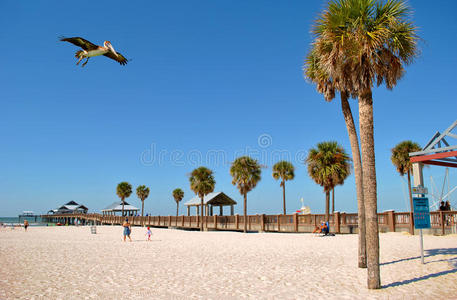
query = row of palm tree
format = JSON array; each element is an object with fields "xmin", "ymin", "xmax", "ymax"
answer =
[
  {"xmin": 117, "ymin": 138, "xmax": 413, "ymax": 227},
  {"xmin": 186, "ymin": 144, "xmax": 351, "ymax": 233},
  {"xmin": 185, "ymin": 157, "xmax": 262, "ymax": 233},
  {"xmin": 116, "ymin": 182, "xmax": 150, "ymax": 217},
  {"xmin": 304, "ymin": 0, "xmax": 419, "ymax": 289}
]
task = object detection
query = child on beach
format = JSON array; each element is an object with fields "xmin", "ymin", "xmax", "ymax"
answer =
[{"xmin": 145, "ymin": 227, "xmax": 152, "ymax": 241}]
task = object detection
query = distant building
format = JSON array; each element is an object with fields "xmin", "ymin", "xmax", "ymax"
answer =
[
  {"xmin": 47, "ymin": 201, "xmax": 88, "ymax": 214},
  {"xmin": 101, "ymin": 201, "xmax": 139, "ymax": 216}
]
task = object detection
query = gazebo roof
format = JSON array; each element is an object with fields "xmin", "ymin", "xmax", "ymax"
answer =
[
  {"xmin": 59, "ymin": 204, "xmax": 78, "ymax": 210},
  {"xmin": 102, "ymin": 201, "xmax": 139, "ymax": 212},
  {"xmin": 57, "ymin": 201, "xmax": 86, "ymax": 211},
  {"xmin": 184, "ymin": 192, "xmax": 237, "ymax": 207}
]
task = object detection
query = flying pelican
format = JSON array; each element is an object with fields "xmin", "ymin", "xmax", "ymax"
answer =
[{"xmin": 60, "ymin": 37, "xmax": 128, "ymax": 67}]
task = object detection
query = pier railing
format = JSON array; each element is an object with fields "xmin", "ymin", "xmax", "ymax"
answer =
[{"xmin": 41, "ymin": 210, "xmax": 457, "ymax": 235}]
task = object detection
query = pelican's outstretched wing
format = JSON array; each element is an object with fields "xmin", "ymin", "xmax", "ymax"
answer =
[
  {"xmin": 60, "ymin": 37, "xmax": 98, "ymax": 51},
  {"xmin": 103, "ymin": 51, "xmax": 128, "ymax": 66}
]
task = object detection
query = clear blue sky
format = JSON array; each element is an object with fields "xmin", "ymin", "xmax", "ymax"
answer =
[{"xmin": 1, "ymin": 0, "xmax": 456, "ymax": 217}]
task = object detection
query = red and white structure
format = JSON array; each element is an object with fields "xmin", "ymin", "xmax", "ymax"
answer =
[{"xmin": 409, "ymin": 120, "xmax": 457, "ymax": 190}]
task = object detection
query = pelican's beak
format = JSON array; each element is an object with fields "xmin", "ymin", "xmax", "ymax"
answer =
[{"xmin": 108, "ymin": 44, "xmax": 119, "ymax": 57}]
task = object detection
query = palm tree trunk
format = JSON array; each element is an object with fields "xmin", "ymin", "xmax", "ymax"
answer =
[
  {"xmin": 359, "ymin": 90, "xmax": 380, "ymax": 289},
  {"xmin": 200, "ymin": 196, "xmax": 204, "ymax": 231},
  {"xmin": 121, "ymin": 198, "xmax": 125, "ymax": 217},
  {"xmin": 341, "ymin": 92, "xmax": 367, "ymax": 268},
  {"xmin": 282, "ymin": 180, "xmax": 286, "ymax": 215},
  {"xmin": 176, "ymin": 201, "xmax": 179, "ymax": 226},
  {"xmin": 325, "ymin": 191, "xmax": 330, "ymax": 222},
  {"xmin": 141, "ymin": 200, "xmax": 144, "ymax": 217},
  {"xmin": 407, "ymin": 170, "xmax": 414, "ymax": 230},
  {"xmin": 244, "ymin": 192, "xmax": 247, "ymax": 233}
]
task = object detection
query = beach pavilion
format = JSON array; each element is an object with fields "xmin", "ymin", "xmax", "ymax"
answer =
[
  {"xmin": 48, "ymin": 201, "xmax": 88, "ymax": 214},
  {"xmin": 101, "ymin": 201, "xmax": 139, "ymax": 216},
  {"xmin": 183, "ymin": 192, "xmax": 237, "ymax": 216}
]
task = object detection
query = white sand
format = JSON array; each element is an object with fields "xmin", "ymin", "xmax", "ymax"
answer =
[{"xmin": 0, "ymin": 226, "xmax": 456, "ymax": 299}]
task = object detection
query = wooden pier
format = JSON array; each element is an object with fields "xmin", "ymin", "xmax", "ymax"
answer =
[
  {"xmin": 18, "ymin": 211, "xmax": 40, "ymax": 222},
  {"xmin": 41, "ymin": 210, "xmax": 457, "ymax": 235}
]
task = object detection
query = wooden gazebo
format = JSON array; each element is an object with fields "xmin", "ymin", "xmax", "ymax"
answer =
[
  {"xmin": 184, "ymin": 192, "xmax": 237, "ymax": 216},
  {"xmin": 101, "ymin": 201, "xmax": 139, "ymax": 216}
]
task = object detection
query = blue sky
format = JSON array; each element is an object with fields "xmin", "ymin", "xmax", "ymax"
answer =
[{"xmin": 1, "ymin": 0, "xmax": 456, "ymax": 217}]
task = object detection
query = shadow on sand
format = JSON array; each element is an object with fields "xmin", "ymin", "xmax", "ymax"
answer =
[
  {"xmin": 381, "ymin": 248, "xmax": 457, "ymax": 288},
  {"xmin": 121, "ymin": 239, "xmax": 162, "ymax": 243},
  {"xmin": 381, "ymin": 248, "xmax": 457, "ymax": 266},
  {"xmin": 382, "ymin": 268, "xmax": 457, "ymax": 288}
]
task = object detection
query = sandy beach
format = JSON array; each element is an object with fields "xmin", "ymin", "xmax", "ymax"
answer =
[{"xmin": 0, "ymin": 226, "xmax": 456, "ymax": 299}]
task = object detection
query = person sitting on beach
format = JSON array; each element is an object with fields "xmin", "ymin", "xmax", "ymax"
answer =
[
  {"xmin": 321, "ymin": 222, "xmax": 329, "ymax": 235},
  {"xmin": 312, "ymin": 225, "xmax": 322, "ymax": 234},
  {"xmin": 312, "ymin": 222, "xmax": 328, "ymax": 235},
  {"xmin": 123, "ymin": 218, "xmax": 132, "ymax": 242},
  {"xmin": 145, "ymin": 226, "xmax": 152, "ymax": 241},
  {"xmin": 24, "ymin": 220, "xmax": 29, "ymax": 231}
]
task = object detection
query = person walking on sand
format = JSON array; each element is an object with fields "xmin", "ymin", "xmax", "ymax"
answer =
[
  {"xmin": 123, "ymin": 218, "xmax": 132, "ymax": 242},
  {"xmin": 24, "ymin": 220, "xmax": 29, "ymax": 232},
  {"xmin": 145, "ymin": 226, "xmax": 152, "ymax": 241}
]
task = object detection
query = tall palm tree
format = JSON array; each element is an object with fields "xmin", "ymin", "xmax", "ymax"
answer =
[
  {"xmin": 305, "ymin": 48, "xmax": 367, "ymax": 268},
  {"xmin": 136, "ymin": 185, "xmax": 150, "ymax": 217},
  {"xmin": 172, "ymin": 188, "xmax": 185, "ymax": 217},
  {"xmin": 272, "ymin": 161, "xmax": 295, "ymax": 215},
  {"xmin": 311, "ymin": 0, "xmax": 418, "ymax": 289},
  {"xmin": 189, "ymin": 167, "xmax": 215, "ymax": 231},
  {"xmin": 230, "ymin": 156, "xmax": 262, "ymax": 233},
  {"xmin": 117, "ymin": 182, "xmax": 132, "ymax": 217},
  {"xmin": 306, "ymin": 141, "xmax": 351, "ymax": 222},
  {"xmin": 391, "ymin": 141, "xmax": 421, "ymax": 213}
]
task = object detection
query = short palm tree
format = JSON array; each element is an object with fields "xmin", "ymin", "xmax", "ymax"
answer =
[
  {"xmin": 116, "ymin": 182, "xmax": 132, "ymax": 217},
  {"xmin": 230, "ymin": 156, "xmax": 262, "ymax": 233},
  {"xmin": 136, "ymin": 185, "xmax": 150, "ymax": 217},
  {"xmin": 272, "ymin": 161, "xmax": 295, "ymax": 215},
  {"xmin": 172, "ymin": 188, "xmax": 185, "ymax": 217},
  {"xmin": 391, "ymin": 141, "xmax": 421, "ymax": 213},
  {"xmin": 310, "ymin": 0, "xmax": 419, "ymax": 289},
  {"xmin": 306, "ymin": 141, "xmax": 351, "ymax": 222},
  {"xmin": 189, "ymin": 167, "xmax": 215, "ymax": 231}
]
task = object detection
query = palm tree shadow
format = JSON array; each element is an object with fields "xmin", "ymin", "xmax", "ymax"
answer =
[
  {"xmin": 425, "ymin": 248, "xmax": 457, "ymax": 256},
  {"xmin": 382, "ymin": 268, "xmax": 457, "ymax": 288},
  {"xmin": 382, "ymin": 248, "xmax": 457, "ymax": 288},
  {"xmin": 381, "ymin": 248, "xmax": 457, "ymax": 266}
]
